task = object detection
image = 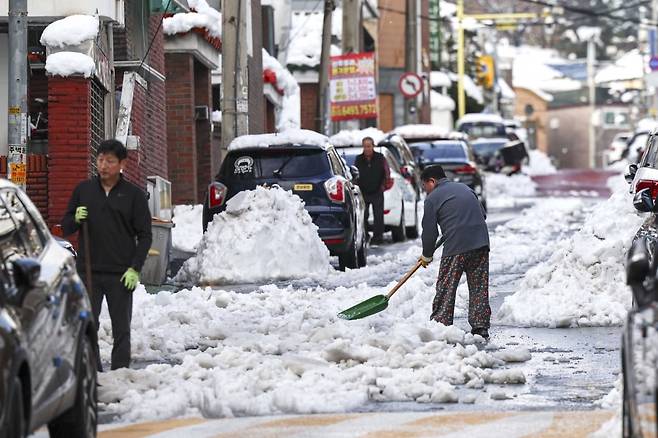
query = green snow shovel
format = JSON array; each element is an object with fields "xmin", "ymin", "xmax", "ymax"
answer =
[{"xmin": 338, "ymin": 236, "xmax": 446, "ymax": 320}]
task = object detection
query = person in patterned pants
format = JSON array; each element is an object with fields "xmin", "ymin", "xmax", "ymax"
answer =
[{"xmin": 418, "ymin": 165, "xmax": 491, "ymax": 339}]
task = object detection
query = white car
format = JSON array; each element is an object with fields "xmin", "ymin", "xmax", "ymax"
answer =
[
  {"xmin": 627, "ymin": 128, "xmax": 658, "ymax": 196},
  {"xmin": 605, "ymin": 131, "xmax": 632, "ymax": 166},
  {"xmin": 338, "ymin": 147, "xmax": 419, "ymax": 242}
]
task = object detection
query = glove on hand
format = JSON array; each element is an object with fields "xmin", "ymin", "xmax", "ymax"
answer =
[
  {"xmin": 419, "ymin": 255, "xmax": 433, "ymax": 268},
  {"xmin": 74, "ymin": 206, "xmax": 88, "ymax": 224},
  {"xmin": 121, "ymin": 268, "xmax": 140, "ymax": 291}
]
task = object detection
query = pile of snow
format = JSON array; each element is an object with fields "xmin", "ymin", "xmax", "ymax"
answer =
[
  {"xmin": 524, "ymin": 149, "xmax": 557, "ymax": 176},
  {"xmin": 430, "ymin": 90, "xmax": 456, "ymax": 112},
  {"xmin": 430, "ymin": 71, "xmax": 451, "ymax": 88},
  {"xmin": 40, "ymin": 15, "xmax": 99, "ymax": 48},
  {"xmin": 393, "ymin": 124, "xmax": 456, "ymax": 141},
  {"xmin": 228, "ymin": 129, "xmax": 328, "ymax": 151},
  {"xmin": 175, "ymin": 186, "xmax": 330, "ymax": 284},
  {"xmin": 45, "ymin": 52, "xmax": 95, "ymax": 78},
  {"xmin": 486, "ymin": 173, "xmax": 536, "ymax": 199},
  {"xmin": 329, "ymin": 128, "xmax": 386, "ymax": 147},
  {"xmin": 172, "ymin": 205, "xmax": 204, "ymax": 253},
  {"xmin": 262, "ymin": 49, "xmax": 300, "ymax": 131},
  {"xmin": 163, "ymin": 0, "xmax": 221, "ymax": 38},
  {"xmin": 498, "ymin": 175, "xmax": 645, "ymax": 327},
  {"xmin": 286, "ymin": 9, "xmax": 341, "ymax": 68}
]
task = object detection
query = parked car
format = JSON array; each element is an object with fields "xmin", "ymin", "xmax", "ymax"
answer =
[
  {"xmin": 625, "ymin": 128, "xmax": 658, "ymax": 196},
  {"xmin": 339, "ymin": 146, "xmax": 419, "ymax": 241},
  {"xmin": 471, "ymin": 137, "xmax": 528, "ymax": 175},
  {"xmin": 0, "ymin": 180, "xmax": 97, "ymax": 437},
  {"xmin": 456, "ymin": 113, "xmax": 507, "ymax": 140},
  {"xmin": 624, "ymin": 130, "xmax": 653, "ymax": 164},
  {"xmin": 378, "ymin": 133, "xmax": 423, "ymax": 198},
  {"xmin": 408, "ymin": 140, "xmax": 487, "ymax": 211},
  {"xmin": 203, "ymin": 130, "xmax": 367, "ymax": 270}
]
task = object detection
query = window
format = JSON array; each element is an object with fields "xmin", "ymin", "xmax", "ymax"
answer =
[
  {"xmin": 602, "ymin": 110, "xmax": 630, "ymax": 129},
  {"xmin": 0, "ymin": 190, "xmax": 44, "ymax": 258},
  {"xmin": 328, "ymin": 150, "xmax": 346, "ymax": 177}
]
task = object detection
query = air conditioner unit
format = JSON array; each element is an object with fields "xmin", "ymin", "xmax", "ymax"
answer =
[{"xmin": 195, "ymin": 105, "xmax": 209, "ymax": 121}]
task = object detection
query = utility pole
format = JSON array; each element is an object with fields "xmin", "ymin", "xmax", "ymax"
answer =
[
  {"xmin": 405, "ymin": 0, "xmax": 419, "ymax": 124},
  {"xmin": 221, "ymin": 0, "xmax": 249, "ymax": 150},
  {"xmin": 318, "ymin": 0, "xmax": 335, "ymax": 135},
  {"xmin": 457, "ymin": 0, "xmax": 465, "ymax": 119},
  {"xmin": 587, "ymin": 38, "xmax": 596, "ymax": 169},
  {"xmin": 7, "ymin": 0, "xmax": 28, "ymax": 189}
]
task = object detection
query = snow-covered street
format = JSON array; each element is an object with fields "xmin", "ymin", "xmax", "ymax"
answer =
[{"xmin": 89, "ymin": 169, "xmax": 641, "ymax": 433}]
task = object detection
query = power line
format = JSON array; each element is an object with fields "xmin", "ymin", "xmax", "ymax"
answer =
[
  {"xmin": 516, "ymin": 0, "xmax": 657, "ymax": 26},
  {"xmin": 279, "ymin": 0, "xmax": 324, "ymax": 54},
  {"xmin": 137, "ymin": 0, "xmax": 172, "ymax": 75}
]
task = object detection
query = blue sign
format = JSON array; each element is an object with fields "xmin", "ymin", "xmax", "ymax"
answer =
[{"xmin": 650, "ymin": 56, "xmax": 658, "ymax": 72}]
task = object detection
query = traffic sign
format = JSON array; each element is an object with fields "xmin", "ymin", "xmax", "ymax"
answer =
[
  {"xmin": 399, "ymin": 72, "xmax": 423, "ymax": 98},
  {"xmin": 650, "ymin": 56, "xmax": 658, "ymax": 72}
]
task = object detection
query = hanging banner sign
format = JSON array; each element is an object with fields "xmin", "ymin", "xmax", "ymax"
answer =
[{"xmin": 329, "ymin": 52, "xmax": 377, "ymax": 121}]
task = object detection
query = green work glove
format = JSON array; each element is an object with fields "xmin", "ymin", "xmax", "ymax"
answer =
[
  {"xmin": 74, "ymin": 206, "xmax": 88, "ymax": 224},
  {"xmin": 121, "ymin": 268, "xmax": 140, "ymax": 291}
]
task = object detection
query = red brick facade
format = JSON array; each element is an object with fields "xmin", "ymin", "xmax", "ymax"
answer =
[
  {"xmin": 300, "ymin": 83, "xmax": 319, "ymax": 131},
  {"xmin": 194, "ymin": 61, "xmax": 212, "ymax": 203}
]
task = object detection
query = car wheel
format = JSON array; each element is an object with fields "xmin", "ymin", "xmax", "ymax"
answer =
[
  {"xmin": 48, "ymin": 335, "xmax": 97, "ymax": 438},
  {"xmin": 391, "ymin": 204, "xmax": 406, "ymax": 242},
  {"xmin": 405, "ymin": 201, "xmax": 419, "ymax": 239},
  {"xmin": 357, "ymin": 236, "xmax": 367, "ymax": 267},
  {"xmin": 5, "ymin": 376, "xmax": 26, "ymax": 438},
  {"xmin": 338, "ymin": 235, "xmax": 359, "ymax": 271}
]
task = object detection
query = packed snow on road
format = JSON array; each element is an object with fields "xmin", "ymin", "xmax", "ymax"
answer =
[{"xmin": 93, "ymin": 160, "xmax": 641, "ymax": 424}]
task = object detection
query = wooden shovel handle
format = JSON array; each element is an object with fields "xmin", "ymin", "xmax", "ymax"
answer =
[{"xmin": 386, "ymin": 260, "xmax": 423, "ymax": 299}]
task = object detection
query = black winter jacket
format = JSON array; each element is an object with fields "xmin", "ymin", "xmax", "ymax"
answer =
[{"xmin": 62, "ymin": 176, "xmax": 152, "ymax": 274}]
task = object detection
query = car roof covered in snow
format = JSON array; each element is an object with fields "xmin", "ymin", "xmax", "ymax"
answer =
[
  {"xmin": 228, "ymin": 129, "xmax": 330, "ymax": 151},
  {"xmin": 456, "ymin": 113, "xmax": 505, "ymax": 127},
  {"xmin": 471, "ymin": 137, "xmax": 509, "ymax": 144},
  {"xmin": 392, "ymin": 124, "xmax": 467, "ymax": 141},
  {"xmin": 329, "ymin": 128, "xmax": 386, "ymax": 147}
]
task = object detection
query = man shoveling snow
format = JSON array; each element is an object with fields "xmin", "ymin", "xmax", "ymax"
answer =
[{"xmin": 175, "ymin": 186, "xmax": 331, "ymax": 285}]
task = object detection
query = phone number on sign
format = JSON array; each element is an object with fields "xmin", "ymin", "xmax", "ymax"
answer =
[{"xmin": 331, "ymin": 103, "xmax": 377, "ymax": 120}]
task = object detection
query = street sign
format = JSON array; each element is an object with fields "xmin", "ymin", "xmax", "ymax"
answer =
[
  {"xmin": 650, "ymin": 56, "xmax": 658, "ymax": 72},
  {"xmin": 329, "ymin": 52, "xmax": 377, "ymax": 121},
  {"xmin": 399, "ymin": 72, "xmax": 423, "ymax": 98}
]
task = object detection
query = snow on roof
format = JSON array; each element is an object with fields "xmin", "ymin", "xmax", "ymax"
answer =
[
  {"xmin": 430, "ymin": 71, "xmax": 451, "ymax": 88},
  {"xmin": 430, "ymin": 90, "xmax": 455, "ymax": 112},
  {"xmin": 228, "ymin": 129, "xmax": 329, "ymax": 151},
  {"xmin": 329, "ymin": 128, "xmax": 386, "ymax": 147},
  {"xmin": 286, "ymin": 8, "xmax": 342, "ymax": 68},
  {"xmin": 538, "ymin": 77, "xmax": 582, "ymax": 93},
  {"xmin": 456, "ymin": 113, "xmax": 504, "ymax": 126},
  {"xmin": 498, "ymin": 78, "xmax": 515, "ymax": 100},
  {"xmin": 447, "ymin": 73, "xmax": 483, "ymax": 104},
  {"xmin": 45, "ymin": 52, "xmax": 95, "ymax": 78},
  {"xmin": 511, "ymin": 48, "xmax": 568, "ymax": 92},
  {"xmin": 262, "ymin": 49, "xmax": 300, "ymax": 131},
  {"xmin": 393, "ymin": 124, "xmax": 467, "ymax": 141},
  {"xmin": 595, "ymin": 49, "xmax": 644, "ymax": 84},
  {"xmin": 40, "ymin": 14, "xmax": 99, "ymax": 48},
  {"xmin": 514, "ymin": 85, "xmax": 554, "ymax": 102},
  {"xmin": 636, "ymin": 118, "xmax": 658, "ymax": 132},
  {"xmin": 163, "ymin": 0, "xmax": 221, "ymax": 38}
]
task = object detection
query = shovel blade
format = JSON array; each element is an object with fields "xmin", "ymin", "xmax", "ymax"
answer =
[{"xmin": 337, "ymin": 295, "xmax": 389, "ymax": 320}]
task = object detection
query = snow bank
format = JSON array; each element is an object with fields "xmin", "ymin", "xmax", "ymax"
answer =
[
  {"xmin": 498, "ymin": 175, "xmax": 645, "ymax": 327},
  {"xmin": 163, "ymin": 0, "xmax": 221, "ymax": 38},
  {"xmin": 524, "ymin": 149, "xmax": 557, "ymax": 176},
  {"xmin": 172, "ymin": 205, "xmax": 204, "ymax": 253},
  {"xmin": 228, "ymin": 129, "xmax": 328, "ymax": 151},
  {"xmin": 486, "ymin": 173, "xmax": 536, "ymax": 199},
  {"xmin": 175, "ymin": 186, "xmax": 330, "ymax": 284},
  {"xmin": 262, "ymin": 49, "xmax": 300, "ymax": 131},
  {"xmin": 45, "ymin": 52, "xmax": 95, "ymax": 78},
  {"xmin": 329, "ymin": 128, "xmax": 386, "ymax": 147},
  {"xmin": 40, "ymin": 15, "xmax": 99, "ymax": 48}
]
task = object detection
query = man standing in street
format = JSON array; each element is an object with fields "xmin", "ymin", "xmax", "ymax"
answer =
[
  {"xmin": 355, "ymin": 136, "xmax": 391, "ymax": 245},
  {"xmin": 62, "ymin": 139, "xmax": 152, "ymax": 369},
  {"xmin": 418, "ymin": 165, "xmax": 491, "ymax": 339}
]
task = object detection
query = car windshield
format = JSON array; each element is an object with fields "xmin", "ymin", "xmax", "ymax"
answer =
[
  {"xmin": 472, "ymin": 141, "xmax": 507, "ymax": 156},
  {"xmin": 458, "ymin": 122, "xmax": 507, "ymax": 138},
  {"xmin": 222, "ymin": 149, "xmax": 329, "ymax": 179},
  {"xmin": 410, "ymin": 142, "xmax": 466, "ymax": 160}
]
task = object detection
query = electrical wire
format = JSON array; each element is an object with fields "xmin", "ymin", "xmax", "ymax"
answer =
[
  {"xmin": 278, "ymin": 0, "xmax": 324, "ymax": 54},
  {"xmin": 137, "ymin": 0, "xmax": 173, "ymax": 76},
  {"xmin": 516, "ymin": 0, "xmax": 657, "ymax": 26}
]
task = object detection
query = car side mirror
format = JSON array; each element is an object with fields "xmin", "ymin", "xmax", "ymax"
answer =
[
  {"xmin": 349, "ymin": 165, "xmax": 360, "ymax": 181},
  {"xmin": 626, "ymin": 237, "xmax": 655, "ymax": 308},
  {"xmin": 13, "ymin": 258, "xmax": 41, "ymax": 290},
  {"xmin": 633, "ymin": 188, "xmax": 655, "ymax": 212},
  {"xmin": 625, "ymin": 163, "xmax": 638, "ymax": 184}
]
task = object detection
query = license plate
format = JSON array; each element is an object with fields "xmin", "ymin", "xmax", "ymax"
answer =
[{"xmin": 294, "ymin": 184, "xmax": 313, "ymax": 191}]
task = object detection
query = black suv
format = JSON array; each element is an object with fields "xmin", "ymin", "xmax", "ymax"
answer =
[
  {"xmin": 203, "ymin": 131, "xmax": 367, "ymax": 270},
  {"xmin": 0, "ymin": 180, "xmax": 96, "ymax": 437}
]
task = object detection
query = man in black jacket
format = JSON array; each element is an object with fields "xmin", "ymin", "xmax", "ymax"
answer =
[
  {"xmin": 355, "ymin": 136, "xmax": 391, "ymax": 245},
  {"xmin": 62, "ymin": 139, "xmax": 152, "ymax": 370},
  {"xmin": 418, "ymin": 165, "xmax": 491, "ymax": 339}
]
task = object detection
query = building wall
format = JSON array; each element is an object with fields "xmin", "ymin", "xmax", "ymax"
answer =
[
  {"xmin": 378, "ymin": 0, "xmax": 406, "ymax": 69},
  {"xmin": 514, "ymin": 88, "xmax": 549, "ymax": 155},
  {"xmin": 300, "ymin": 83, "xmax": 319, "ymax": 130},
  {"xmin": 546, "ymin": 106, "xmax": 591, "ymax": 168}
]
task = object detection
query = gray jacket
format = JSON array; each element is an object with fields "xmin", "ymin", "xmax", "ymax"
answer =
[{"xmin": 421, "ymin": 178, "xmax": 489, "ymax": 258}]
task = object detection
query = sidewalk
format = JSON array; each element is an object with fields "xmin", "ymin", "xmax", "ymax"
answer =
[{"xmin": 68, "ymin": 410, "xmax": 615, "ymax": 438}]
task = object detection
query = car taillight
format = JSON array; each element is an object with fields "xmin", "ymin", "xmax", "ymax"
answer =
[
  {"xmin": 208, "ymin": 182, "xmax": 228, "ymax": 208},
  {"xmin": 324, "ymin": 177, "xmax": 345, "ymax": 203},
  {"xmin": 636, "ymin": 179, "xmax": 658, "ymax": 199},
  {"xmin": 454, "ymin": 164, "xmax": 477, "ymax": 174}
]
